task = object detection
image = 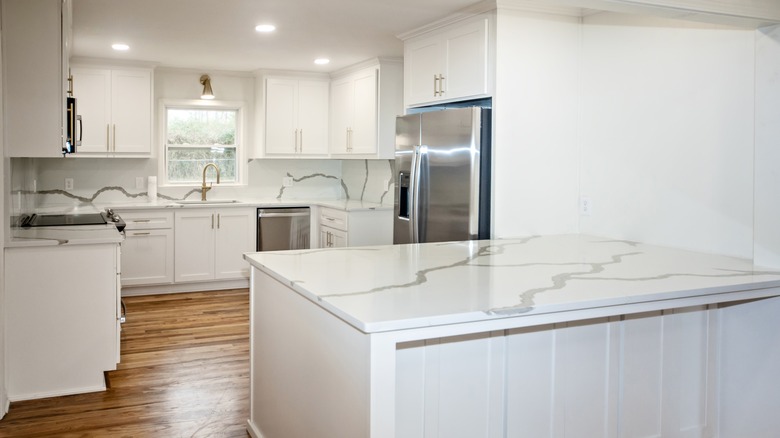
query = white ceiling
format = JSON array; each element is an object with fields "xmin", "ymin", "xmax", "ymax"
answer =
[{"xmin": 72, "ymin": 0, "xmax": 481, "ymax": 73}]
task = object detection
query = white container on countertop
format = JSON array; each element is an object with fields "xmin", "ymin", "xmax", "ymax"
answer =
[{"xmin": 147, "ymin": 176, "xmax": 157, "ymax": 203}]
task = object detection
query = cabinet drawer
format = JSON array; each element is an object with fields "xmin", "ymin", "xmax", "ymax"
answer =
[
  {"xmin": 320, "ymin": 208, "xmax": 348, "ymax": 231},
  {"xmin": 118, "ymin": 210, "xmax": 173, "ymax": 230}
]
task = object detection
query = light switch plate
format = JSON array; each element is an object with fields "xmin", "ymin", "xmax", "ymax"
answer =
[
  {"xmin": 64, "ymin": 178, "xmax": 74, "ymax": 191},
  {"xmin": 283, "ymin": 177, "xmax": 294, "ymax": 187}
]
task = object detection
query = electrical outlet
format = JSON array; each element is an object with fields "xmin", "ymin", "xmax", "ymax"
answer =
[
  {"xmin": 382, "ymin": 178, "xmax": 390, "ymax": 188},
  {"xmin": 64, "ymin": 178, "xmax": 74, "ymax": 191},
  {"xmin": 580, "ymin": 196, "xmax": 592, "ymax": 216},
  {"xmin": 136, "ymin": 177, "xmax": 145, "ymax": 189},
  {"xmin": 283, "ymin": 177, "xmax": 294, "ymax": 187}
]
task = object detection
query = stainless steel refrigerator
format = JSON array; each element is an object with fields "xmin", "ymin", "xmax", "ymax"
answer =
[{"xmin": 393, "ymin": 106, "xmax": 491, "ymax": 244}]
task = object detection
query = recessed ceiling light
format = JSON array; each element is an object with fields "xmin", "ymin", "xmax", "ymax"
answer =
[
  {"xmin": 255, "ymin": 24, "xmax": 276, "ymax": 33},
  {"xmin": 314, "ymin": 58, "xmax": 330, "ymax": 65},
  {"xmin": 111, "ymin": 43, "xmax": 130, "ymax": 51}
]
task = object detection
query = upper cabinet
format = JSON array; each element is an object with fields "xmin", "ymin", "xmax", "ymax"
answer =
[
  {"xmin": 2, "ymin": 0, "xmax": 72, "ymax": 157},
  {"xmin": 263, "ymin": 77, "xmax": 329, "ymax": 157},
  {"xmin": 329, "ymin": 59, "xmax": 403, "ymax": 159},
  {"xmin": 70, "ymin": 66, "xmax": 153, "ymax": 157},
  {"xmin": 403, "ymin": 17, "xmax": 491, "ymax": 107}
]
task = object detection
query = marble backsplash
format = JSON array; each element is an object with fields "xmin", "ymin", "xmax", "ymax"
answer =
[{"xmin": 9, "ymin": 158, "xmax": 395, "ymax": 216}]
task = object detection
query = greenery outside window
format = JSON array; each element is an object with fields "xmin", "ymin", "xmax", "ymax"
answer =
[{"xmin": 160, "ymin": 100, "xmax": 246, "ymax": 186}]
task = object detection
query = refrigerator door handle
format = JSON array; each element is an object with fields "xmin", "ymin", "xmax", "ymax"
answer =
[{"xmin": 411, "ymin": 146, "xmax": 424, "ymax": 243}]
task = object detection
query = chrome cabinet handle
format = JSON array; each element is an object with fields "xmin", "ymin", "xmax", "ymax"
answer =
[
  {"xmin": 211, "ymin": 213, "xmax": 215, "ymax": 229},
  {"xmin": 217, "ymin": 214, "xmax": 221, "ymax": 229},
  {"xmin": 433, "ymin": 74, "xmax": 438, "ymax": 96},
  {"xmin": 131, "ymin": 232, "xmax": 150, "ymax": 236},
  {"xmin": 106, "ymin": 124, "xmax": 110, "ymax": 151},
  {"xmin": 132, "ymin": 219, "xmax": 151, "ymax": 223},
  {"xmin": 299, "ymin": 129, "xmax": 303, "ymax": 153},
  {"xmin": 439, "ymin": 74, "xmax": 445, "ymax": 96},
  {"xmin": 113, "ymin": 124, "xmax": 117, "ymax": 151}
]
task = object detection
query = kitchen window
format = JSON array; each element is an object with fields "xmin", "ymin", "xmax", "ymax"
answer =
[{"xmin": 160, "ymin": 100, "xmax": 246, "ymax": 186}]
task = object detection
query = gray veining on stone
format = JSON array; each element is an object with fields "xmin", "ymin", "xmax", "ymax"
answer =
[
  {"xmin": 489, "ymin": 251, "xmax": 643, "ymax": 315},
  {"xmin": 360, "ymin": 160, "xmax": 369, "ymax": 200},
  {"xmin": 32, "ymin": 187, "xmax": 202, "ymax": 203},
  {"xmin": 320, "ymin": 237, "xmax": 540, "ymax": 298},
  {"xmin": 277, "ymin": 172, "xmax": 346, "ymax": 199}
]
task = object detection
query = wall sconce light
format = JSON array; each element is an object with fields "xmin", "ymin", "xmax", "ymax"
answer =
[{"xmin": 200, "ymin": 74, "xmax": 215, "ymax": 100}]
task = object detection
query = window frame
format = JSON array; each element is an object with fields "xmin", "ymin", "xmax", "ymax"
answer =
[{"xmin": 158, "ymin": 99, "xmax": 247, "ymax": 187}]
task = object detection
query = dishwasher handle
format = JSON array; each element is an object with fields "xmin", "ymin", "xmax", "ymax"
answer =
[{"xmin": 258, "ymin": 211, "xmax": 310, "ymax": 218}]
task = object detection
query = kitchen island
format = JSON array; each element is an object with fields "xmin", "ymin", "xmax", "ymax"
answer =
[{"xmin": 244, "ymin": 235, "xmax": 780, "ymax": 438}]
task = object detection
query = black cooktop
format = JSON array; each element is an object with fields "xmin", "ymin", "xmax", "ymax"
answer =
[{"xmin": 21, "ymin": 213, "xmax": 110, "ymax": 227}]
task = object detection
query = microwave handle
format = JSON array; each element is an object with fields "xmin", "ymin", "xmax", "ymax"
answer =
[{"xmin": 77, "ymin": 115, "xmax": 83, "ymax": 143}]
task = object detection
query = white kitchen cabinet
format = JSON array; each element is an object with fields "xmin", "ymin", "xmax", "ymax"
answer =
[
  {"xmin": 2, "ymin": 0, "xmax": 71, "ymax": 157},
  {"xmin": 264, "ymin": 77, "xmax": 329, "ymax": 156},
  {"xmin": 4, "ymin": 243, "xmax": 119, "ymax": 400},
  {"xmin": 174, "ymin": 208, "xmax": 255, "ymax": 282},
  {"xmin": 404, "ymin": 17, "xmax": 490, "ymax": 107},
  {"xmin": 118, "ymin": 210, "xmax": 174, "ymax": 286},
  {"xmin": 70, "ymin": 67, "xmax": 152, "ymax": 156},
  {"xmin": 319, "ymin": 207, "xmax": 392, "ymax": 248},
  {"xmin": 330, "ymin": 59, "xmax": 403, "ymax": 159}
]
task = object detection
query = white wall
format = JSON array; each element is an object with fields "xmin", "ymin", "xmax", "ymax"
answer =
[
  {"xmin": 578, "ymin": 13, "xmax": 756, "ymax": 258},
  {"xmin": 492, "ymin": 10, "xmax": 582, "ymax": 238},
  {"xmin": 1, "ymin": 30, "xmax": 7, "ymax": 418},
  {"xmin": 753, "ymin": 24, "xmax": 780, "ymax": 268}
]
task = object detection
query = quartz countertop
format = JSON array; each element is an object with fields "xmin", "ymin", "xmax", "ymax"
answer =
[
  {"xmin": 98, "ymin": 198, "xmax": 390, "ymax": 212},
  {"xmin": 7, "ymin": 224, "xmax": 123, "ymax": 247},
  {"xmin": 244, "ymin": 234, "xmax": 780, "ymax": 333}
]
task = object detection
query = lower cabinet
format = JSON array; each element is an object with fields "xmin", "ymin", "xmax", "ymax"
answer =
[
  {"xmin": 174, "ymin": 207, "xmax": 255, "ymax": 282},
  {"xmin": 118, "ymin": 210, "xmax": 174, "ymax": 286},
  {"xmin": 319, "ymin": 207, "xmax": 392, "ymax": 248},
  {"xmin": 4, "ymin": 243, "xmax": 120, "ymax": 400}
]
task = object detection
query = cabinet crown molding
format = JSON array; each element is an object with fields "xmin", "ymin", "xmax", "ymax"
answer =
[{"xmin": 329, "ymin": 57, "xmax": 402, "ymax": 79}]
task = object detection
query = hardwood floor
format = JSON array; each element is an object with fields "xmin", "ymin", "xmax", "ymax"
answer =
[{"xmin": 0, "ymin": 289, "xmax": 250, "ymax": 438}]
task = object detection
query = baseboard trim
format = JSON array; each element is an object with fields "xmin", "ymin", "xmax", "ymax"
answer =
[
  {"xmin": 246, "ymin": 419, "xmax": 263, "ymax": 438},
  {"xmin": 1, "ymin": 392, "xmax": 9, "ymax": 419},
  {"xmin": 122, "ymin": 278, "xmax": 249, "ymax": 296},
  {"xmin": 9, "ymin": 384, "xmax": 107, "ymax": 403}
]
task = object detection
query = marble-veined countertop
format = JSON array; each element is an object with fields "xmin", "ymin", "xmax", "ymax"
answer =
[
  {"xmin": 7, "ymin": 197, "xmax": 390, "ymax": 247},
  {"xmin": 244, "ymin": 234, "xmax": 780, "ymax": 333}
]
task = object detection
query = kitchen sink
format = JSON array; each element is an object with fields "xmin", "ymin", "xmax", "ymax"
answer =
[{"xmin": 175, "ymin": 199, "xmax": 242, "ymax": 205}]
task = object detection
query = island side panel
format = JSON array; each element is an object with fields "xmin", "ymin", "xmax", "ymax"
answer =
[
  {"xmin": 718, "ymin": 295, "xmax": 780, "ymax": 436},
  {"xmin": 396, "ymin": 308, "xmax": 718, "ymax": 437},
  {"xmin": 248, "ymin": 268, "xmax": 371, "ymax": 438}
]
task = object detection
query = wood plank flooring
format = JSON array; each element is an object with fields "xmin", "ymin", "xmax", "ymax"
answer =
[{"xmin": 0, "ymin": 289, "xmax": 250, "ymax": 438}]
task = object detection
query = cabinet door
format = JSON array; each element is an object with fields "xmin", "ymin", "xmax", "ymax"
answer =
[
  {"xmin": 71, "ymin": 68, "xmax": 111, "ymax": 153},
  {"xmin": 2, "ymin": 0, "xmax": 66, "ymax": 157},
  {"xmin": 215, "ymin": 208, "xmax": 255, "ymax": 280},
  {"xmin": 265, "ymin": 78, "xmax": 298, "ymax": 155},
  {"xmin": 329, "ymin": 77, "xmax": 352, "ymax": 154},
  {"xmin": 404, "ymin": 36, "xmax": 444, "ymax": 106},
  {"xmin": 111, "ymin": 69, "xmax": 152, "ymax": 154},
  {"xmin": 121, "ymin": 228, "xmax": 174, "ymax": 286},
  {"xmin": 443, "ymin": 19, "xmax": 489, "ymax": 101},
  {"xmin": 174, "ymin": 210, "xmax": 216, "ymax": 282},
  {"xmin": 350, "ymin": 68, "xmax": 378, "ymax": 154},
  {"xmin": 321, "ymin": 225, "xmax": 347, "ymax": 248},
  {"xmin": 297, "ymin": 80, "xmax": 329, "ymax": 155}
]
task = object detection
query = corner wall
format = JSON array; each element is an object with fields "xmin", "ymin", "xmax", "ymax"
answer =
[
  {"xmin": 1, "ymin": 30, "xmax": 7, "ymax": 418},
  {"xmin": 753, "ymin": 24, "xmax": 780, "ymax": 268},
  {"xmin": 578, "ymin": 13, "xmax": 756, "ymax": 258},
  {"xmin": 492, "ymin": 9, "xmax": 582, "ymax": 238}
]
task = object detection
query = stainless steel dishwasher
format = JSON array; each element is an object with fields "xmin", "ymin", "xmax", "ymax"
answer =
[{"xmin": 257, "ymin": 207, "xmax": 311, "ymax": 251}]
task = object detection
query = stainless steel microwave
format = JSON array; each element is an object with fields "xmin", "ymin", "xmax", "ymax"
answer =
[{"xmin": 65, "ymin": 96, "xmax": 81, "ymax": 154}]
